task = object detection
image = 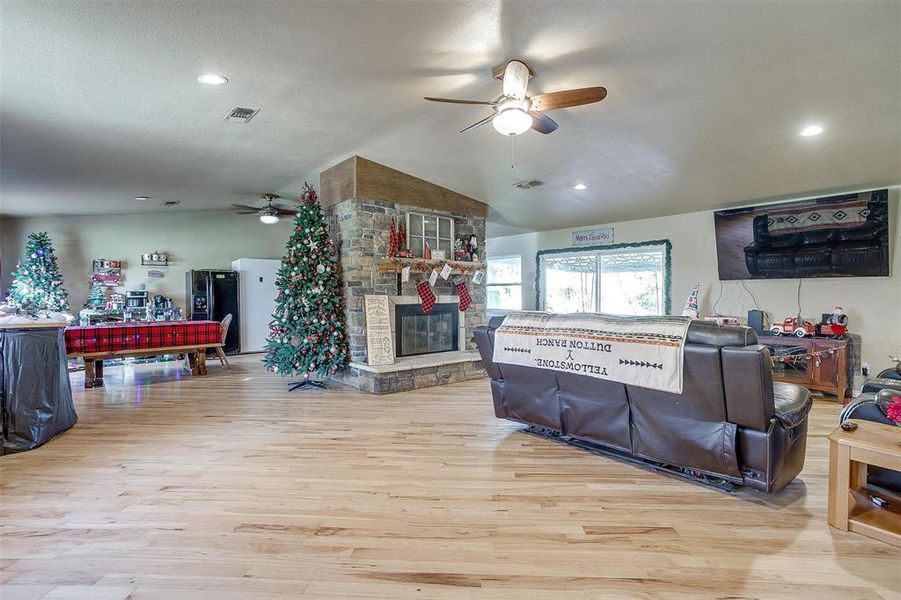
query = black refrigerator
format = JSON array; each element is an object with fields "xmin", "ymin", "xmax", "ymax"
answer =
[{"xmin": 186, "ymin": 270, "xmax": 240, "ymax": 354}]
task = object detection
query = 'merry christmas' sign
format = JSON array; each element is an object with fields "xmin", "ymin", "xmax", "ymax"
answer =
[{"xmin": 571, "ymin": 227, "xmax": 614, "ymax": 246}]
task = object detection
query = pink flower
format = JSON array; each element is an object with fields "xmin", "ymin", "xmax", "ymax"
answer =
[{"xmin": 887, "ymin": 396, "xmax": 901, "ymax": 426}]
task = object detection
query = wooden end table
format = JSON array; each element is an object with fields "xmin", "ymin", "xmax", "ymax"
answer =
[{"xmin": 828, "ymin": 420, "xmax": 901, "ymax": 547}]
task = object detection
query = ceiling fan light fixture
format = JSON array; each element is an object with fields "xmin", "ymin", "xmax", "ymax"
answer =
[
  {"xmin": 492, "ymin": 108, "xmax": 532, "ymax": 135},
  {"xmin": 259, "ymin": 208, "xmax": 280, "ymax": 224}
]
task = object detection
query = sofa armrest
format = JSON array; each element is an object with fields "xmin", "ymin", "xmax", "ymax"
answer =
[
  {"xmin": 721, "ymin": 344, "xmax": 776, "ymax": 431},
  {"xmin": 474, "ymin": 326, "xmax": 502, "ymax": 380},
  {"xmin": 773, "ymin": 382, "xmax": 812, "ymax": 428}
]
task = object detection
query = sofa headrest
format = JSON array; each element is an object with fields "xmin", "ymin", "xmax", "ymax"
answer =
[
  {"xmin": 686, "ymin": 320, "xmax": 758, "ymax": 347},
  {"xmin": 488, "ymin": 315, "xmax": 507, "ymax": 331},
  {"xmin": 488, "ymin": 314, "xmax": 757, "ymax": 347}
]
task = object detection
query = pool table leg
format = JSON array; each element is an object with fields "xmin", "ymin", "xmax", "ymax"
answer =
[
  {"xmin": 83, "ymin": 360, "xmax": 94, "ymax": 389},
  {"xmin": 83, "ymin": 359, "xmax": 104, "ymax": 389},
  {"xmin": 187, "ymin": 351, "xmax": 200, "ymax": 375},
  {"xmin": 196, "ymin": 350, "xmax": 208, "ymax": 376}
]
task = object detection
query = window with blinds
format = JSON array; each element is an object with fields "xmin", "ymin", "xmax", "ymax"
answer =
[{"xmin": 538, "ymin": 243, "xmax": 669, "ymax": 316}]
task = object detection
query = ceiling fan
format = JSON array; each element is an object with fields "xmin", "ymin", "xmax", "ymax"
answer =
[
  {"xmin": 425, "ymin": 60, "xmax": 607, "ymax": 136},
  {"xmin": 231, "ymin": 193, "xmax": 297, "ymax": 224}
]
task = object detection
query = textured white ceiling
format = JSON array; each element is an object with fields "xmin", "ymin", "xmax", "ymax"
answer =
[{"xmin": 1, "ymin": 1, "xmax": 899, "ymax": 236}]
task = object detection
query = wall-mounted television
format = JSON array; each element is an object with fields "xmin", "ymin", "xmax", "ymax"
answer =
[{"xmin": 713, "ymin": 189, "xmax": 889, "ymax": 280}]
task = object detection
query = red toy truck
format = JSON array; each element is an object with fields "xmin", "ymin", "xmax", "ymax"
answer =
[{"xmin": 770, "ymin": 317, "xmax": 817, "ymax": 338}]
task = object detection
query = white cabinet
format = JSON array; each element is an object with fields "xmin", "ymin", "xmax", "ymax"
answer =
[{"xmin": 231, "ymin": 258, "xmax": 280, "ymax": 353}]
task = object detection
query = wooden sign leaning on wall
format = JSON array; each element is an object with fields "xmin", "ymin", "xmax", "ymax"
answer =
[{"xmin": 364, "ymin": 294, "xmax": 395, "ymax": 366}]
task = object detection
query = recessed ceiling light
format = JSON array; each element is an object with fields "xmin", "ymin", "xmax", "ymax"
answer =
[
  {"xmin": 197, "ymin": 74, "xmax": 228, "ymax": 85},
  {"xmin": 799, "ymin": 124, "xmax": 824, "ymax": 137},
  {"xmin": 133, "ymin": 196, "xmax": 150, "ymax": 201},
  {"xmin": 573, "ymin": 183, "xmax": 587, "ymax": 190}
]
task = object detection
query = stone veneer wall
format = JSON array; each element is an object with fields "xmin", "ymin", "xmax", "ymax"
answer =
[
  {"xmin": 336, "ymin": 360, "xmax": 487, "ymax": 395},
  {"xmin": 324, "ymin": 197, "xmax": 487, "ymax": 364}
]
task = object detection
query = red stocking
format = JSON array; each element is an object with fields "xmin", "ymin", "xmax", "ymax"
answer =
[
  {"xmin": 454, "ymin": 276, "xmax": 472, "ymax": 311},
  {"xmin": 416, "ymin": 281, "xmax": 436, "ymax": 313}
]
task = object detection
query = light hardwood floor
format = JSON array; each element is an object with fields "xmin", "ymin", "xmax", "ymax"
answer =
[{"xmin": 2, "ymin": 356, "xmax": 899, "ymax": 599}]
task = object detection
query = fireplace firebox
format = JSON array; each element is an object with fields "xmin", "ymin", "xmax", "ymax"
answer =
[{"xmin": 395, "ymin": 303, "xmax": 459, "ymax": 357}]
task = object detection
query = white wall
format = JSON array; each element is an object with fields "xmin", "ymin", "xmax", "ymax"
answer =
[
  {"xmin": 0, "ymin": 211, "xmax": 293, "ymax": 315},
  {"xmin": 488, "ymin": 188, "xmax": 900, "ymax": 371}
]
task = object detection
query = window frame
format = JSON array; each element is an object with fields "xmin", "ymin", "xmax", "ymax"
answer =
[
  {"xmin": 486, "ymin": 254, "xmax": 523, "ymax": 311},
  {"xmin": 406, "ymin": 212, "xmax": 454, "ymax": 258},
  {"xmin": 535, "ymin": 240, "xmax": 672, "ymax": 315}
]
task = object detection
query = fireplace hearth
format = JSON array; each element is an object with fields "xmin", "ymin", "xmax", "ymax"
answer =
[{"xmin": 395, "ymin": 303, "xmax": 459, "ymax": 357}]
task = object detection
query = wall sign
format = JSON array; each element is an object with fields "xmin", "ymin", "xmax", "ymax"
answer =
[
  {"xmin": 572, "ymin": 227, "xmax": 614, "ymax": 247},
  {"xmin": 364, "ymin": 295, "xmax": 395, "ymax": 366}
]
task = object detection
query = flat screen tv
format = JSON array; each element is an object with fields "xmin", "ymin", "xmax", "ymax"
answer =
[{"xmin": 713, "ymin": 189, "xmax": 889, "ymax": 280}]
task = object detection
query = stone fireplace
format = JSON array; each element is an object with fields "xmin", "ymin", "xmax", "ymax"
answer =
[{"xmin": 319, "ymin": 156, "xmax": 488, "ymax": 394}]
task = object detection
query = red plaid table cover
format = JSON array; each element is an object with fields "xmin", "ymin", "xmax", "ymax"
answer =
[{"xmin": 65, "ymin": 320, "xmax": 222, "ymax": 355}]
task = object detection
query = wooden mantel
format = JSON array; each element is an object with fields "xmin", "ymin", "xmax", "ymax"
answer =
[
  {"xmin": 319, "ymin": 156, "xmax": 488, "ymax": 217},
  {"xmin": 377, "ymin": 257, "xmax": 483, "ymax": 275}
]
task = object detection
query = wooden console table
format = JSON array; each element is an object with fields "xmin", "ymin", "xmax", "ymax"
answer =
[
  {"xmin": 758, "ymin": 335, "xmax": 850, "ymax": 400},
  {"xmin": 828, "ymin": 420, "xmax": 901, "ymax": 547}
]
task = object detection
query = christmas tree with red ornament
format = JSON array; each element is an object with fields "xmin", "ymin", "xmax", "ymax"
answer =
[{"xmin": 263, "ymin": 183, "xmax": 348, "ymax": 380}]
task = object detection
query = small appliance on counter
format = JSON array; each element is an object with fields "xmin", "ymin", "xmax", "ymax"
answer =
[{"xmin": 125, "ymin": 290, "xmax": 148, "ymax": 308}]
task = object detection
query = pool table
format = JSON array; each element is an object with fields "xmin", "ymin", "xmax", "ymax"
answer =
[{"xmin": 65, "ymin": 320, "xmax": 223, "ymax": 388}]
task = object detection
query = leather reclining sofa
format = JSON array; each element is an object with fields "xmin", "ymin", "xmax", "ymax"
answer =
[
  {"xmin": 475, "ymin": 317, "xmax": 812, "ymax": 493},
  {"xmin": 743, "ymin": 192, "xmax": 889, "ymax": 278},
  {"xmin": 840, "ymin": 366, "xmax": 901, "ymax": 492}
]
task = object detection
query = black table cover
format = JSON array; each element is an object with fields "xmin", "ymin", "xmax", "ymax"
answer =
[{"xmin": 1, "ymin": 327, "xmax": 77, "ymax": 454}]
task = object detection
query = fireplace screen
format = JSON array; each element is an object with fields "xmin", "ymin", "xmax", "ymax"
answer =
[{"xmin": 395, "ymin": 303, "xmax": 459, "ymax": 357}]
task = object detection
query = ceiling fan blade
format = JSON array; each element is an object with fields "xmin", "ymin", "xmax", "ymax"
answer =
[
  {"xmin": 275, "ymin": 208, "xmax": 297, "ymax": 216},
  {"xmin": 425, "ymin": 97, "xmax": 495, "ymax": 106},
  {"xmin": 529, "ymin": 111, "xmax": 558, "ymax": 134},
  {"xmin": 530, "ymin": 87, "xmax": 607, "ymax": 111},
  {"xmin": 460, "ymin": 113, "xmax": 496, "ymax": 133},
  {"xmin": 231, "ymin": 204, "xmax": 262, "ymax": 211}
]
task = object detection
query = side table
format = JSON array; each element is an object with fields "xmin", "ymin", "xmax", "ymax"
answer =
[{"xmin": 827, "ymin": 420, "xmax": 901, "ymax": 546}]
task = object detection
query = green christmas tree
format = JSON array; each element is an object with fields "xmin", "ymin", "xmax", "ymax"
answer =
[
  {"xmin": 263, "ymin": 183, "xmax": 349, "ymax": 379},
  {"xmin": 7, "ymin": 232, "xmax": 70, "ymax": 312},
  {"xmin": 86, "ymin": 283, "xmax": 107, "ymax": 308}
]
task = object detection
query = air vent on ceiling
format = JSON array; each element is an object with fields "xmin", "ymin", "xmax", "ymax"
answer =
[
  {"xmin": 224, "ymin": 106, "xmax": 260, "ymax": 123},
  {"xmin": 513, "ymin": 179, "xmax": 544, "ymax": 190},
  {"xmin": 162, "ymin": 200, "xmax": 180, "ymax": 207}
]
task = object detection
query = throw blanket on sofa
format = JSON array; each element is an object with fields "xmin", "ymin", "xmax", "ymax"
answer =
[{"xmin": 493, "ymin": 312, "xmax": 692, "ymax": 393}]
